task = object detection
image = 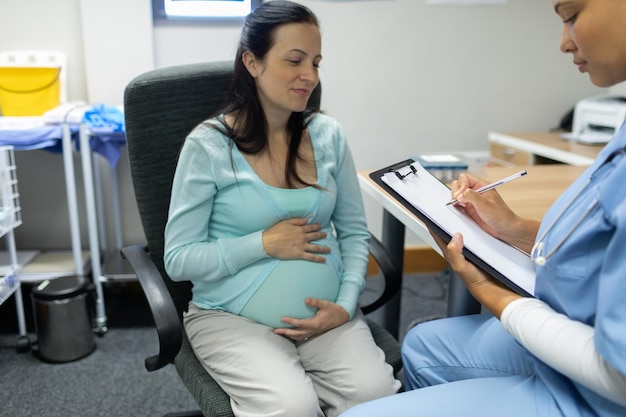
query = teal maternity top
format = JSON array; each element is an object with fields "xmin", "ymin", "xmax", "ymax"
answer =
[
  {"xmin": 239, "ymin": 186, "xmax": 340, "ymax": 328},
  {"xmin": 164, "ymin": 113, "xmax": 370, "ymax": 327}
]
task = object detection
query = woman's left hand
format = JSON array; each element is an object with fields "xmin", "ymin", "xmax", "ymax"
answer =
[
  {"xmin": 273, "ymin": 298, "xmax": 350, "ymax": 342},
  {"xmin": 431, "ymin": 230, "xmax": 521, "ymax": 319}
]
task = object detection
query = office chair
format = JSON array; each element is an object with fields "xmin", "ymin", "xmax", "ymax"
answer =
[{"xmin": 122, "ymin": 60, "xmax": 403, "ymax": 417}]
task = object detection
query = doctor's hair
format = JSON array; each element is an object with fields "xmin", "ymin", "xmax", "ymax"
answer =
[{"xmin": 216, "ymin": 0, "xmax": 321, "ymax": 189}]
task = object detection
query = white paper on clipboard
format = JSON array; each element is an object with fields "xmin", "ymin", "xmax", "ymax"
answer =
[{"xmin": 381, "ymin": 161, "xmax": 536, "ymax": 296}]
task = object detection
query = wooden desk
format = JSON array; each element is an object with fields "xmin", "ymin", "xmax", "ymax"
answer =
[
  {"xmin": 489, "ymin": 131, "xmax": 603, "ymax": 166},
  {"xmin": 359, "ymin": 164, "xmax": 587, "ymax": 337},
  {"xmin": 481, "ymin": 164, "xmax": 587, "ymax": 221}
]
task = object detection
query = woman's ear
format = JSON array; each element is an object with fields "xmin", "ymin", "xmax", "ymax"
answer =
[{"xmin": 242, "ymin": 51, "xmax": 258, "ymax": 78}]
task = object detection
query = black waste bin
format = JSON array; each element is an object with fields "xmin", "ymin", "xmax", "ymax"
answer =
[{"xmin": 31, "ymin": 276, "xmax": 96, "ymax": 362}]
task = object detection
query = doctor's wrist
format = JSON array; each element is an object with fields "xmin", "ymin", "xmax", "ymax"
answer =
[{"xmin": 498, "ymin": 217, "xmax": 541, "ymax": 254}]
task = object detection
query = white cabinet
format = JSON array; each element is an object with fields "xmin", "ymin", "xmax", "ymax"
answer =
[{"xmin": 0, "ymin": 145, "xmax": 30, "ymax": 351}]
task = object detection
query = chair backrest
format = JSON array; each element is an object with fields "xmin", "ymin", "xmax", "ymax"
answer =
[
  {"xmin": 123, "ymin": 60, "xmax": 321, "ymax": 316},
  {"xmin": 0, "ymin": 50, "xmax": 66, "ymax": 116}
]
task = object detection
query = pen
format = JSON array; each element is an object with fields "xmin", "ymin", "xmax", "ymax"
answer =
[{"xmin": 446, "ymin": 169, "xmax": 528, "ymax": 206}]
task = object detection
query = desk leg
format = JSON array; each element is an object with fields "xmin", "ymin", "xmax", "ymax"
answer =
[
  {"xmin": 446, "ymin": 271, "xmax": 481, "ymax": 317},
  {"xmin": 380, "ymin": 209, "xmax": 405, "ymax": 339}
]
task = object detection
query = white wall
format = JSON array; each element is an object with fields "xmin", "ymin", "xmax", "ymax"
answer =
[
  {"xmin": 0, "ymin": 0, "xmax": 608, "ymax": 251},
  {"xmin": 610, "ymin": 81, "xmax": 626, "ymax": 96},
  {"xmin": 79, "ymin": 0, "xmax": 155, "ymax": 105}
]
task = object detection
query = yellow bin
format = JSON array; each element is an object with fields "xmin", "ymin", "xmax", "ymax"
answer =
[{"xmin": 0, "ymin": 66, "xmax": 61, "ymax": 116}]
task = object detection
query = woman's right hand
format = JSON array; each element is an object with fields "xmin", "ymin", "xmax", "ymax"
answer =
[
  {"xmin": 262, "ymin": 218, "xmax": 331, "ymax": 262},
  {"xmin": 450, "ymin": 174, "xmax": 517, "ymax": 239},
  {"xmin": 450, "ymin": 173, "xmax": 539, "ymax": 253}
]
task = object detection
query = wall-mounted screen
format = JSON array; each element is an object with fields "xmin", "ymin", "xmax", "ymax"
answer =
[{"xmin": 153, "ymin": 0, "xmax": 263, "ymax": 21}]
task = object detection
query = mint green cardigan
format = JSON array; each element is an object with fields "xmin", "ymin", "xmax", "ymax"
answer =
[{"xmin": 164, "ymin": 113, "xmax": 370, "ymax": 319}]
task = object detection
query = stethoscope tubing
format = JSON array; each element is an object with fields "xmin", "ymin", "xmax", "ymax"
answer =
[{"xmin": 530, "ymin": 147, "xmax": 626, "ymax": 266}]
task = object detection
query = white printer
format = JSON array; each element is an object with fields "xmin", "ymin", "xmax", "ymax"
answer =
[{"xmin": 567, "ymin": 95, "xmax": 626, "ymax": 144}]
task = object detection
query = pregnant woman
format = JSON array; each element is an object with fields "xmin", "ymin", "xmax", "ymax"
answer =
[{"xmin": 163, "ymin": 2, "xmax": 399, "ymax": 416}]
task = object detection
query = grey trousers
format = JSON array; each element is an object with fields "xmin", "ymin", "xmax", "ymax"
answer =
[{"xmin": 184, "ymin": 305, "xmax": 401, "ymax": 417}]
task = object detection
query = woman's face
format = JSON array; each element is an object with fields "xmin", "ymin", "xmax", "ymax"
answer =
[
  {"xmin": 553, "ymin": 0, "xmax": 626, "ymax": 87},
  {"xmin": 243, "ymin": 23, "xmax": 322, "ymax": 119}
]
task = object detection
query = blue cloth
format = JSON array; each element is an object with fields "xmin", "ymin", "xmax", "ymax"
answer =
[
  {"xmin": 164, "ymin": 113, "xmax": 370, "ymax": 320},
  {"xmin": 341, "ymin": 123, "xmax": 626, "ymax": 417},
  {"xmin": 81, "ymin": 105, "xmax": 126, "ymax": 167},
  {"xmin": 0, "ymin": 109, "xmax": 126, "ymax": 167},
  {"xmin": 74, "ymin": 127, "xmax": 126, "ymax": 167},
  {"xmin": 0, "ymin": 105, "xmax": 126, "ymax": 166},
  {"xmin": 0, "ymin": 121, "xmax": 78, "ymax": 151},
  {"xmin": 82, "ymin": 104, "xmax": 124, "ymax": 133},
  {"xmin": 89, "ymin": 131, "xmax": 126, "ymax": 167}
]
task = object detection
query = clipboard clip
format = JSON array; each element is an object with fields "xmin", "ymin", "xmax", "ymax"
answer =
[{"xmin": 391, "ymin": 163, "xmax": 418, "ymax": 180}]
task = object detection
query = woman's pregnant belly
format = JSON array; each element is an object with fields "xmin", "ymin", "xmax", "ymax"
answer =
[{"xmin": 239, "ymin": 259, "xmax": 340, "ymax": 328}]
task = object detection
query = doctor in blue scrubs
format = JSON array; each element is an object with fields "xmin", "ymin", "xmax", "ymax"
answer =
[{"xmin": 340, "ymin": 1, "xmax": 626, "ymax": 416}]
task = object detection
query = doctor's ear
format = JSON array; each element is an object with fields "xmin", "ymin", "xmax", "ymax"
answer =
[{"xmin": 242, "ymin": 51, "xmax": 259, "ymax": 78}]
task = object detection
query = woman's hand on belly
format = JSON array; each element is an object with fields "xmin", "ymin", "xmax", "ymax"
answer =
[
  {"xmin": 262, "ymin": 218, "xmax": 331, "ymax": 263},
  {"xmin": 273, "ymin": 298, "xmax": 350, "ymax": 342}
]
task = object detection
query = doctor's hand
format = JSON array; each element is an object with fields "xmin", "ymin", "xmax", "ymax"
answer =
[
  {"xmin": 450, "ymin": 173, "xmax": 539, "ymax": 254},
  {"xmin": 430, "ymin": 230, "xmax": 521, "ymax": 319},
  {"xmin": 450, "ymin": 174, "xmax": 518, "ymax": 238},
  {"xmin": 262, "ymin": 218, "xmax": 331, "ymax": 263},
  {"xmin": 273, "ymin": 298, "xmax": 350, "ymax": 342}
]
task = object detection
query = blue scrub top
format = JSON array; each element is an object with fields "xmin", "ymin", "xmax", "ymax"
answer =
[{"xmin": 533, "ymin": 122, "xmax": 626, "ymax": 416}]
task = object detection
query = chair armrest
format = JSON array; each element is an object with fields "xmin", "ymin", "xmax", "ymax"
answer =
[
  {"xmin": 121, "ymin": 245, "xmax": 182, "ymax": 371},
  {"xmin": 361, "ymin": 234, "xmax": 402, "ymax": 315}
]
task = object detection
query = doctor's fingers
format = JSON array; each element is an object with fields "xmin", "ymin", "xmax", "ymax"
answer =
[
  {"xmin": 445, "ymin": 233, "xmax": 481, "ymax": 283},
  {"xmin": 459, "ymin": 188, "xmax": 516, "ymax": 226},
  {"xmin": 447, "ymin": 233, "xmax": 496, "ymax": 287},
  {"xmin": 452, "ymin": 173, "xmax": 487, "ymax": 195}
]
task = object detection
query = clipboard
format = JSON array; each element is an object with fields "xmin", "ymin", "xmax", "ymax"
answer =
[{"xmin": 370, "ymin": 158, "xmax": 535, "ymax": 297}]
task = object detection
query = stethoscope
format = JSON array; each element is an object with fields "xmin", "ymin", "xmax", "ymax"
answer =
[{"xmin": 530, "ymin": 146, "xmax": 626, "ymax": 266}]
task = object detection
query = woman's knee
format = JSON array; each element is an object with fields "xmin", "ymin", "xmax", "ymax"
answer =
[
  {"xmin": 275, "ymin": 392, "xmax": 322, "ymax": 417},
  {"xmin": 343, "ymin": 362, "xmax": 401, "ymax": 407},
  {"xmin": 234, "ymin": 382, "xmax": 322, "ymax": 417}
]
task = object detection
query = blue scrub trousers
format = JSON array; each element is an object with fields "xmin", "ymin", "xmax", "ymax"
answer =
[{"xmin": 340, "ymin": 314, "xmax": 564, "ymax": 417}]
